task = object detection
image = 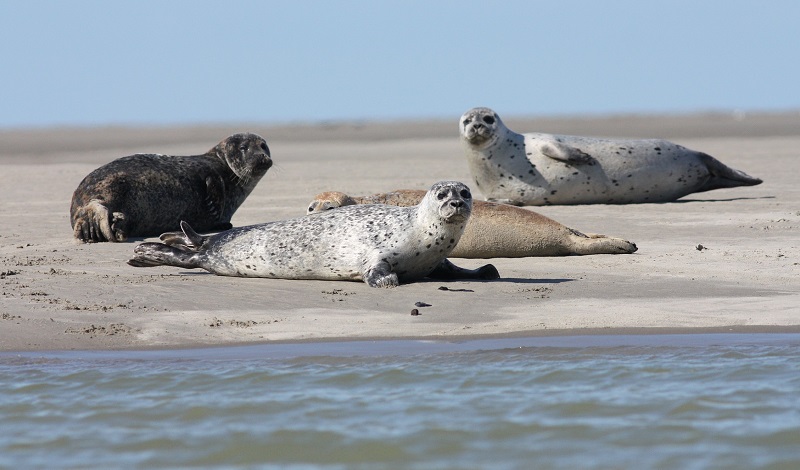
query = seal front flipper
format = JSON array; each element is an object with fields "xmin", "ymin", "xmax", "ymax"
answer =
[
  {"xmin": 204, "ymin": 176, "xmax": 226, "ymax": 222},
  {"xmin": 540, "ymin": 142, "xmax": 595, "ymax": 165},
  {"xmin": 428, "ymin": 259, "xmax": 500, "ymax": 281},
  {"xmin": 363, "ymin": 260, "xmax": 400, "ymax": 288}
]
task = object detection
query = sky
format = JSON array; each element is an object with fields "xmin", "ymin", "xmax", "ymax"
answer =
[{"xmin": 1, "ymin": 0, "xmax": 798, "ymax": 128}]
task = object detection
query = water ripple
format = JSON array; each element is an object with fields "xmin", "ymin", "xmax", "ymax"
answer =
[{"xmin": 1, "ymin": 338, "xmax": 799, "ymax": 468}]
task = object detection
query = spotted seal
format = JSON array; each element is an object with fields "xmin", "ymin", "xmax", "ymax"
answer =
[
  {"xmin": 460, "ymin": 107, "xmax": 762, "ymax": 205},
  {"xmin": 307, "ymin": 189, "xmax": 637, "ymax": 258},
  {"xmin": 128, "ymin": 181, "xmax": 500, "ymax": 287},
  {"xmin": 70, "ymin": 133, "xmax": 272, "ymax": 242}
]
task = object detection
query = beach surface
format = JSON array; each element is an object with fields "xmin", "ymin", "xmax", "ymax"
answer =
[{"xmin": 1, "ymin": 112, "xmax": 798, "ymax": 351}]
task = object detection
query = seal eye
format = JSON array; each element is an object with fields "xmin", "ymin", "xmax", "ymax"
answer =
[
  {"xmin": 462, "ymin": 118, "xmax": 472, "ymax": 126},
  {"xmin": 482, "ymin": 116, "xmax": 495, "ymax": 125},
  {"xmin": 239, "ymin": 143, "xmax": 249, "ymax": 152},
  {"xmin": 437, "ymin": 192, "xmax": 447, "ymax": 200},
  {"xmin": 460, "ymin": 189, "xmax": 471, "ymax": 199}
]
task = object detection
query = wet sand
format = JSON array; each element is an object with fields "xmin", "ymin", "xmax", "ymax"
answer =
[{"xmin": 1, "ymin": 112, "xmax": 798, "ymax": 351}]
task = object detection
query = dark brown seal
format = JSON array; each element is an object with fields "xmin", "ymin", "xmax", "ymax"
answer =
[{"xmin": 70, "ymin": 133, "xmax": 272, "ymax": 242}]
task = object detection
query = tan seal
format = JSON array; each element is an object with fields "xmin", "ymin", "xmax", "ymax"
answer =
[
  {"xmin": 70, "ymin": 133, "xmax": 272, "ymax": 242},
  {"xmin": 307, "ymin": 189, "xmax": 637, "ymax": 258},
  {"xmin": 460, "ymin": 107, "xmax": 762, "ymax": 205},
  {"xmin": 128, "ymin": 181, "xmax": 499, "ymax": 287}
]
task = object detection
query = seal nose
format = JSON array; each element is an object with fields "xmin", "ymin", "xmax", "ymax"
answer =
[
  {"xmin": 260, "ymin": 151, "xmax": 273, "ymax": 166},
  {"xmin": 449, "ymin": 200, "xmax": 464, "ymax": 208}
]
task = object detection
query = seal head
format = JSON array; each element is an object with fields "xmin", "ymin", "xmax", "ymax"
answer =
[
  {"xmin": 307, "ymin": 191, "xmax": 358, "ymax": 214},
  {"xmin": 423, "ymin": 180, "xmax": 472, "ymax": 224},
  {"xmin": 459, "ymin": 107, "xmax": 504, "ymax": 149},
  {"xmin": 213, "ymin": 132, "xmax": 273, "ymax": 185}
]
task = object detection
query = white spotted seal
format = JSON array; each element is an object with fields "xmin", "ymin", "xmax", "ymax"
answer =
[
  {"xmin": 307, "ymin": 189, "xmax": 637, "ymax": 258},
  {"xmin": 128, "ymin": 181, "xmax": 500, "ymax": 287},
  {"xmin": 460, "ymin": 107, "xmax": 763, "ymax": 205},
  {"xmin": 70, "ymin": 133, "xmax": 272, "ymax": 242}
]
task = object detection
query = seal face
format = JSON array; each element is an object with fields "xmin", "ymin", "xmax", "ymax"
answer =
[
  {"xmin": 307, "ymin": 189, "xmax": 638, "ymax": 258},
  {"xmin": 70, "ymin": 133, "xmax": 272, "ymax": 242},
  {"xmin": 128, "ymin": 181, "xmax": 500, "ymax": 287},
  {"xmin": 460, "ymin": 107, "xmax": 763, "ymax": 205}
]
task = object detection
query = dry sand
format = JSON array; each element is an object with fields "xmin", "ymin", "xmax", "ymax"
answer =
[{"xmin": 1, "ymin": 112, "xmax": 799, "ymax": 351}]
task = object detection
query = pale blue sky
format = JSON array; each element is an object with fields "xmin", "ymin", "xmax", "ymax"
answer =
[{"xmin": 1, "ymin": 0, "xmax": 798, "ymax": 128}]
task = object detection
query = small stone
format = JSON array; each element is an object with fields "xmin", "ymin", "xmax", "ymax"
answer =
[
  {"xmin": 410, "ymin": 309, "xmax": 421, "ymax": 316},
  {"xmin": 414, "ymin": 301, "xmax": 431, "ymax": 308}
]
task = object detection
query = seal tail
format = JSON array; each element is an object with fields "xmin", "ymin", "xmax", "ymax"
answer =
[
  {"xmin": 697, "ymin": 153, "xmax": 762, "ymax": 191},
  {"xmin": 127, "ymin": 221, "xmax": 205, "ymax": 268}
]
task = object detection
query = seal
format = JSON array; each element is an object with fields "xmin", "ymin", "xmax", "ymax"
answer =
[
  {"xmin": 70, "ymin": 133, "xmax": 272, "ymax": 242},
  {"xmin": 128, "ymin": 181, "xmax": 500, "ymax": 287},
  {"xmin": 307, "ymin": 189, "xmax": 637, "ymax": 258},
  {"xmin": 460, "ymin": 107, "xmax": 763, "ymax": 205}
]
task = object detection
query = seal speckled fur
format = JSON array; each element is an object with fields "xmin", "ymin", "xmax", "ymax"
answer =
[
  {"xmin": 307, "ymin": 189, "xmax": 637, "ymax": 258},
  {"xmin": 70, "ymin": 133, "xmax": 272, "ymax": 242},
  {"xmin": 128, "ymin": 181, "xmax": 500, "ymax": 287},
  {"xmin": 460, "ymin": 107, "xmax": 762, "ymax": 205}
]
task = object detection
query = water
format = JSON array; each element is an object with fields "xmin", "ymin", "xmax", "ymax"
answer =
[{"xmin": 2, "ymin": 334, "xmax": 799, "ymax": 469}]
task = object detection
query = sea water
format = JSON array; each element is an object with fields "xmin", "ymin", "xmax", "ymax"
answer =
[{"xmin": 1, "ymin": 334, "xmax": 799, "ymax": 469}]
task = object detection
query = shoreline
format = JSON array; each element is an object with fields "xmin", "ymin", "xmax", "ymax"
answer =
[
  {"xmin": 3, "ymin": 329, "xmax": 799, "ymax": 360},
  {"xmin": 2, "ymin": 112, "xmax": 799, "ymax": 352}
]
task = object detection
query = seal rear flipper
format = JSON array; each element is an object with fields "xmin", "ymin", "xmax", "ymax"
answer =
[
  {"xmin": 569, "ymin": 232, "xmax": 638, "ymax": 255},
  {"xmin": 428, "ymin": 259, "xmax": 500, "ymax": 280},
  {"xmin": 127, "ymin": 242, "xmax": 200, "ymax": 269},
  {"xmin": 72, "ymin": 200, "xmax": 119, "ymax": 243},
  {"xmin": 159, "ymin": 220, "xmax": 207, "ymax": 249},
  {"xmin": 697, "ymin": 152, "xmax": 763, "ymax": 190},
  {"xmin": 180, "ymin": 220, "xmax": 207, "ymax": 245}
]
